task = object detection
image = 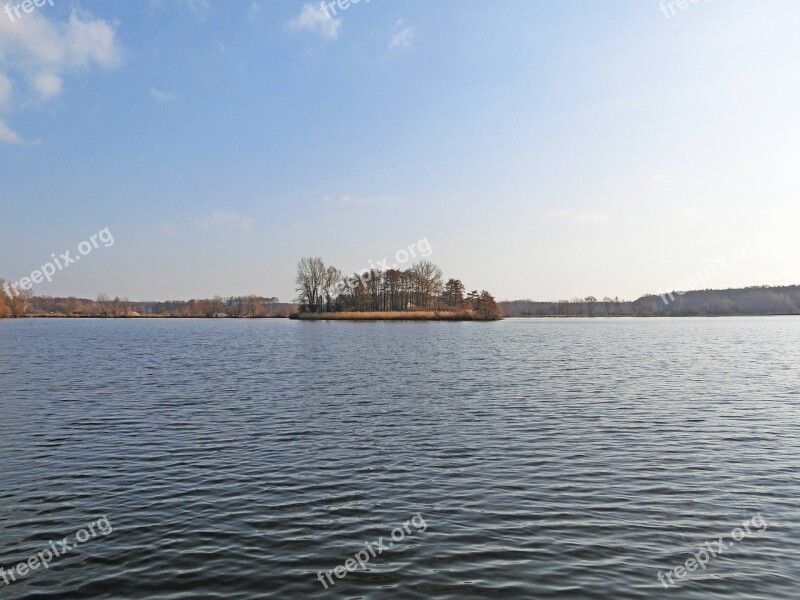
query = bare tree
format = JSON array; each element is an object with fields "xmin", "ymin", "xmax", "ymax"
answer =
[
  {"xmin": 0, "ymin": 279, "xmax": 12, "ymax": 319},
  {"xmin": 210, "ymin": 295, "xmax": 224, "ymax": 317},
  {"xmin": 197, "ymin": 296, "xmax": 224, "ymax": 317},
  {"xmin": 97, "ymin": 294, "xmax": 111, "ymax": 317},
  {"xmin": 410, "ymin": 261, "xmax": 443, "ymax": 309},
  {"xmin": 584, "ymin": 296, "xmax": 597, "ymax": 317},
  {"xmin": 0, "ymin": 279, "xmax": 11, "ymax": 318},
  {"xmin": 295, "ymin": 257, "xmax": 327, "ymax": 312},
  {"xmin": 245, "ymin": 296, "xmax": 261, "ymax": 317},
  {"xmin": 8, "ymin": 289, "xmax": 31, "ymax": 317},
  {"xmin": 322, "ymin": 265, "xmax": 343, "ymax": 312},
  {"xmin": 603, "ymin": 297, "xmax": 614, "ymax": 316},
  {"xmin": 111, "ymin": 296, "xmax": 122, "ymax": 317},
  {"xmin": 226, "ymin": 296, "xmax": 246, "ymax": 318}
]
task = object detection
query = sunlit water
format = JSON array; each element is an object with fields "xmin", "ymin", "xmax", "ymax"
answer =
[{"xmin": 1, "ymin": 317, "xmax": 799, "ymax": 599}]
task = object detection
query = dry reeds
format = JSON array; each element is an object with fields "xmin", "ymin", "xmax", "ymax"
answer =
[{"xmin": 296, "ymin": 310, "xmax": 476, "ymax": 321}]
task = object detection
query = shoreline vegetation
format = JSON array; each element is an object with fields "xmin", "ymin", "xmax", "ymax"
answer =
[
  {"xmin": 294, "ymin": 310, "xmax": 479, "ymax": 321},
  {"xmin": 500, "ymin": 285, "xmax": 800, "ymax": 317},
  {"xmin": 2, "ymin": 274, "xmax": 800, "ymax": 321},
  {"xmin": 292, "ymin": 257, "xmax": 502, "ymax": 321},
  {"xmin": 0, "ymin": 288, "xmax": 296, "ymax": 319}
]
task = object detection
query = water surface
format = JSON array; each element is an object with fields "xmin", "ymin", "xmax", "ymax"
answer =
[{"xmin": 1, "ymin": 317, "xmax": 798, "ymax": 598}]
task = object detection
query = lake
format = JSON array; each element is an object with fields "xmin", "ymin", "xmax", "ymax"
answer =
[{"xmin": 1, "ymin": 317, "xmax": 798, "ymax": 599}]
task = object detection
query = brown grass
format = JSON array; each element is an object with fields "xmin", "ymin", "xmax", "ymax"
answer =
[{"xmin": 295, "ymin": 310, "xmax": 477, "ymax": 321}]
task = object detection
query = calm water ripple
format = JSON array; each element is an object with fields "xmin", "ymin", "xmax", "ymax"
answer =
[{"xmin": 1, "ymin": 317, "xmax": 799, "ymax": 599}]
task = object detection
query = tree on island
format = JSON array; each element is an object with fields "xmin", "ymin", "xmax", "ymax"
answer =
[
  {"xmin": 443, "ymin": 278, "xmax": 466, "ymax": 308},
  {"xmin": 294, "ymin": 257, "xmax": 327, "ymax": 313},
  {"xmin": 293, "ymin": 258, "xmax": 502, "ymax": 320}
]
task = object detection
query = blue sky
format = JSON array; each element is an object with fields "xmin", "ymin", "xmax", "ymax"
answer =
[{"xmin": 1, "ymin": 0, "xmax": 798, "ymax": 302}]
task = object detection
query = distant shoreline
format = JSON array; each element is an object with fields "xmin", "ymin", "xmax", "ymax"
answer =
[
  {"xmin": 8, "ymin": 314, "xmax": 291, "ymax": 319},
  {"xmin": 504, "ymin": 313, "xmax": 800, "ymax": 318},
  {"xmin": 4, "ymin": 313, "xmax": 799, "ymax": 320}
]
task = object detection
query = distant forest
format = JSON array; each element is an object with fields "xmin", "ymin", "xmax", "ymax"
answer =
[
  {"xmin": 294, "ymin": 257, "xmax": 502, "ymax": 320},
  {"xmin": 0, "ymin": 285, "xmax": 296, "ymax": 318},
  {"xmin": 500, "ymin": 285, "xmax": 800, "ymax": 317},
  {"xmin": 4, "ymin": 277, "xmax": 799, "ymax": 320}
]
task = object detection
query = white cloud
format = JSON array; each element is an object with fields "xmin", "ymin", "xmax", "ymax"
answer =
[
  {"xmin": 286, "ymin": 4, "xmax": 341, "ymax": 41},
  {"xmin": 0, "ymin": 74, "xmax": 12, "ymax": 108},
  {"xmin": 0, "ymin": 8, "xmax": 122, "ymax": 144},
  {"xmin": 192, "ymin": 211, "xmax": 255, "ymax": 231},
  {"xmin": 151, "ymin": 88, "xmax": 179, "ymax": 102},
  {"xmin": 389, "ymin": 21, "xmax": 415, "ymax": 49},
  {"xmin": 32, "ymin": 72, "xmax": 63, "ymax": 99},
  {"xmin": 0, "ymin": 118, "xmax": 25, "ymax": 145},
  {"xmin": 61, "ymin": 12, "xmax": 122, "ymax": 68},
  {"xmin": 324, "ymin": 195, "xmax": 402, "ymax": 207}
]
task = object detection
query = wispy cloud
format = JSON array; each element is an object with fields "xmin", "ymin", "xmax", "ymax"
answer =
[
  {"xmin": 0, "ymin": 73, "xmax": 11, "ymax": 108},
  {"xmin": 149, "ymin": 0, "xmax": 210, "ymax": 19},
  {"xmin": 32, "ymin": 72, "xmax": 63, "ymax": 99},
  {"xmin": 0, "ymin": 8, "xmax": 122, "ymax": 144},
  {"xmin": 181, "ymin": 0, "xmax": 210, "ymax": 12},
  {"xmin": 286, "ymin": 4, "xmax": 341, "ymax": 41},
  {"xmin": 151, "ymin": 88, "xmax": 180, "ymax": 102},
  {"xmin": 0, "ymin": 119, "xmax": 25, "ymax": 145},
  {"xmin": 159, "ymin": 222, "xmax": 178, "ymax": 236},
  {"xmin": 324, "ymin": 195, "xmax": 402, "ymax": 207},
  {"xmin": 389, "ymin": 20, "xmax": 415, "ymax": 49},
  {"xmin": 192, "ymin": 211, "xmax": 255, "ymax": 231},
  {"xmin": 248, "ymin": 1, "xmax": 261, "ymax": 24}
]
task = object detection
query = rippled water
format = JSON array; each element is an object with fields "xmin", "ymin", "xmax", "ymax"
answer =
[{"xmin": 1, "ymin": 317, "xmax": 799, "ymax": 599}]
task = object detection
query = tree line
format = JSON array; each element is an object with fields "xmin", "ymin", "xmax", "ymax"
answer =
[
  {"xmin": 294, "ymin": 257, "xmax": 502, "ymax": 320},
  {"xmin": 0, "ymin": 282, "xmax": 294, "ymax": 318},
  {"xmin": 499, "ymin": 285, "xmax": 800, "ymax": 317}
]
